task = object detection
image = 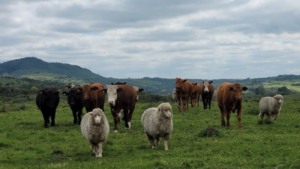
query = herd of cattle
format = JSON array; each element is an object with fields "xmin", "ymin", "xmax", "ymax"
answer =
[
  {"xmin": 36, "ymin": 78, "xmax": 284, "ymax": 130},
  {"xmin": 36, "ymin": 82, "xmax": 144, "ymax": 131}
]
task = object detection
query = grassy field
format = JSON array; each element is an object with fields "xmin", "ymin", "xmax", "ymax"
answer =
[{"xmin": 1, "ymin": 94, "xmax": 300, "ymax": 169}]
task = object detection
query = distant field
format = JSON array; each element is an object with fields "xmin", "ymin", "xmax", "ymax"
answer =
[
  {"xmin": 263, "ymin": 80, "xmax": 300, "ymax": 92},
  {"xmin": 1, "ymin": 93, "xmax": 300, "ymax": 169}
]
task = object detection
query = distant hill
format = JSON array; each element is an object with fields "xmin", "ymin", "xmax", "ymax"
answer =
[
  {"xmin": 1, "ymin": 57, "xmax": 300, "ymax": 94},
  {"xmin": 0, "ymin": 57, "xmax": 111, "ymax": 84}
]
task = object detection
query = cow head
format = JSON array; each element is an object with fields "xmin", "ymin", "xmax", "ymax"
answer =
[
  {"xmin": 203, "ymin": 81, "xmax": 213, "ymax": 93},
  {"xmin": 229, "ymin": 84, "xmax": 247, "ymax": 101},
  {"xmin": 40, "ymin": 88, "xmax": 59, "ymax": 109},
  {"xmin": 65, "ymin": 87, "xmax": 83, "ymax": 106},
  {"xmin": 132, "ymin": 86, "xmax": 144, "ymax": 101},
  {"xmin": 106, "ymin": 85, "xmax": 122, "ymax": 106}
]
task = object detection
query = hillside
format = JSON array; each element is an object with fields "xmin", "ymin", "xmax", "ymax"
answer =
[
  {"xmin": 1, "ymin": 57, "xmax": 300, "ymax": 94},
  {"xmin": 0, "ymin": 57, "xmax": 110, "ymax": 84}
]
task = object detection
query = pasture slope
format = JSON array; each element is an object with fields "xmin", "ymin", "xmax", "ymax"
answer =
[{"xmin": 0, "ymin": 94, "xmax": 300, "ymax": 169}]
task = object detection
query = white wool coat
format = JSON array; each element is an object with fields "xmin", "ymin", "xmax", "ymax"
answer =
[{"xmin": 141, "ymin": 104, "xmax": 173, "ymax": 138}]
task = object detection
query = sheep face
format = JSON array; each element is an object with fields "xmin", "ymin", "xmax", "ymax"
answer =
[
  {"xmin": 158, "ymin": 103, "xmax": 173, "ymax": 119},
  {"xmin": 274, "ymin": 94, "xmax": 283, "ymax": 105},
  {"xmin": 90, "ymin": 109, "xmax": 103, "ymax": 126}
]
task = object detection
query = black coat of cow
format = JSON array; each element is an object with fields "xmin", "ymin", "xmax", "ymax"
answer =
[
  {"xmin": 36, "ymin": 88, "xmax": 60, "ymax": 128},
  {"xmin": 63, "ymin": 86, "xmax": 84, "ymax": 125}
]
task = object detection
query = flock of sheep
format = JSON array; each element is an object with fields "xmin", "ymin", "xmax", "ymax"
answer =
[
  {"xmin": 80, "ymin": 90, "xmax": 283, "ymax": 158},
  {"xmin": 80, "ymin": 103, "xmax": 173, "ymax": 157}
]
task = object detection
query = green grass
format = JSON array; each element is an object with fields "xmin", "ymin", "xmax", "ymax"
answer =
[{"xmin": 1, "ymin": 95, "xmax": 300, "ymax": 169}]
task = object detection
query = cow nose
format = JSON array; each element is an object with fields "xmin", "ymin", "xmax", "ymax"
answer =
[{"xmin": 108, "ymin": 100, "xmax": 115, "ymax": 106}]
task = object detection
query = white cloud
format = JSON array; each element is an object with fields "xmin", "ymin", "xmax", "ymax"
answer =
[{"xmin": 0, "ymin": 0, "xmax": 300, "ymax": 79}]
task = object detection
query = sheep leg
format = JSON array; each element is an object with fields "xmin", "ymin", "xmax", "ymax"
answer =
[
  {"xmin": 91, "ymin": 144, "xmax": 102, "ymax": 158},
  {"xmin": 163, "ymin": 135, "xmax": 170, "ymax": 151},
  {"xmin": 146, "ymin": 133, "xmax": 155, "ymax": 149},
  {"xmin": 154, "ymin": 137, "xmax": 160, "ymax": 148}
]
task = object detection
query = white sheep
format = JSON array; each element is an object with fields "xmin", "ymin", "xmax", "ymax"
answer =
[
  {"xmin": 80, "ymin": 108, "xmax": 109, "ymax": 157},
  {"xmin": 141, "ymin": 103, "xmax": 173, "ymax": 150},
  {"xmin": 259, "ymin": 94, "xmax": 283, "ymax": 122}
]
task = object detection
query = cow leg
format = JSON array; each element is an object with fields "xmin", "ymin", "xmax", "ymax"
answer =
[
  {"xmin": 237, "ymin": 110, "xmax": 242, "ymax": 128},
  {"xmin": 42, "ymin": 112, "xmax": 49, "ymax": 128},
  {"xmin": 50, "ymin": 111, "xmax": 56, "ymax": 127},
  {"xmin": 123, "ymin": 108, "xmax": 130, "ymax": 129},
  {"xmin": 226, "ymin": 111, "xmax": 231, "ymax": 127},
  {"xmin": 208, "ymin": 98, "xmax": 212, "ymax": 109},
  {"xmin": 113, "ymin": 113, "xmax": 120, "ymax": 132},
  {"xmin": 72, "ymin": 109, "xmax": 77, "ymax": 124},
  {"xmin": 221, "ymin": 112, "xmax": 225, "ymax": 127},
  {"xmin": 77, "ymin": 109, "xmax": 82, "ymax": 125}
]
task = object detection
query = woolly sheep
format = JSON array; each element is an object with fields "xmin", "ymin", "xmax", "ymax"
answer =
[
  {"xmin": 259, "ymin": 94, "xmax": 283, "ymax": 122},
  {"xmin": 141, "ymin": 103, "xmax": 173, "ymax": 150},
  {"xmin": 80, "ymin": 108, "xmax": 109, "ymax": 157}
]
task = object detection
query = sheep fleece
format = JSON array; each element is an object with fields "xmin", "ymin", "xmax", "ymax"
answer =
[{"xmin": 141, "ymin": 107, "xmax": 173, "ymax": 138}]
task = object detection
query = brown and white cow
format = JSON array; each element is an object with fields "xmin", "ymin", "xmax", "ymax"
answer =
[
  {"xmin": 190, "ymin": 83, "xmax": 203, "ymax": 107},
  {"xmin": 82, "ymin": 82, "xmax": 106, "ymax": 112},
  {"xmin": 216, "ymin": 82, "xmax": 247, "ymax": 128},
  {"xmin": 201, "ymin": 81, "xmax": 214, "ymax": 109},
  {"xmin": 106, "ymin": 84, "xmax": 142, "ymax": 132},
  {"xmin": 175, "ymin": 77, "xmax": 193, "ymax": 112},
  {"xmin": 111, "ymin": 82, "xmax": 144, "ymax": 101}
]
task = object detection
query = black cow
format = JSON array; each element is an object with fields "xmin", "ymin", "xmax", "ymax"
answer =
[
  {"xmin": 63, "ymin": 86, "xmax": 84, "ymax": 125},
  {"xmin": 36, "ymin": 88, "xmax": 60, "ymax": 127}
]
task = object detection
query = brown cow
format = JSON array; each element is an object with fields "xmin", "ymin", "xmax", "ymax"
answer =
[
  {"xmin": 201, "ymin": 81, "xmax": 214, "ymax": 109},
  {"xmin": 82, "ymin": 82, "xmax": 106, "ymax": 112},
  {"xmin": 106, "ymin": 84, "xmax": 142, "ymax": 132},
  {"xmin": 216, "ymin": 82, "xmax": 247, "ymax": 128},
  {"xmin": 190, "ymin": 83, "xmax": 203, "ymax": 107},
  {"xmin": 175, "ymin": 78, "xmax": 193, "ymax": 112}
]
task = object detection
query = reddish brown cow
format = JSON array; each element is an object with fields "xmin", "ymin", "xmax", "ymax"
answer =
[
  {"xmin": 201, "ymin": 81, "xmax": 214, "ymax": 109},
  {"xmin": 82, "ymin": 82, "xmax": 106, "ymax": 112},
  {"xmin": 190, "ymin": 83, "xmax": 203, "ymax": 107},
  {"xmin": 216, "ymin": 82, "xmax": 247, "ymax": 128},
  {"xmin": 106, "ymin": 84, "xmax": 141, "ymax": 132},
  {"xmin": 175, "ymin": 78, "xmax": 193, "ymax": 112}
]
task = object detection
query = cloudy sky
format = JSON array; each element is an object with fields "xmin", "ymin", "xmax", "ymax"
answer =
[{"xmin": 1, "ymin": 0, "xmax": 300, "ymax": 79}]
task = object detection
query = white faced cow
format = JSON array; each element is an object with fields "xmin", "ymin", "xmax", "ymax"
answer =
[{"xmin": 106, "ymin": 84, "xmax": 142, "ymax": 132}]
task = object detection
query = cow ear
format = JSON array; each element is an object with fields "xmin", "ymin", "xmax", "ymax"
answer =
[
  {"xmin": 242, "ymin": 86, "xmax": 248, "ymax": 91},
  {"xmin": 102, "ymin": 89, "xmax": 107, "ymax": 93},
  {"xmin": 139, "ymin": 88, "xmax": 144, "ymax": 92},
  {"xmin": 229, "ymin": 87, "xmax": 234, "ymax": 91},
  {"xmin": 55, "ymin": 91, "xmax": 59, "ymax": 95},
  {"xmin": 63, "ymin": 91, "xmax": 69, "ymax": 96},
  {"xmin": 183, "ymin": 79, "xmax": 187, "ymax": 82},
  {"xmin": 209, "ymin": 81, "xmax": 213, "ymax": 84}
]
